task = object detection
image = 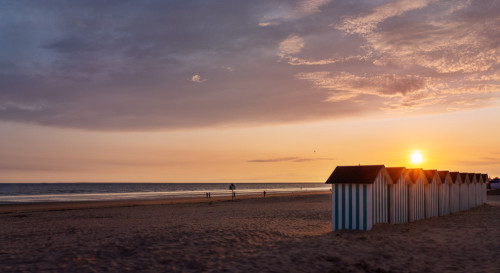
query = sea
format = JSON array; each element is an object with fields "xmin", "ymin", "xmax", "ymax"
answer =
[{"xmin": 0, "ymin": 183, "xmax": 331, "ymax": 204}]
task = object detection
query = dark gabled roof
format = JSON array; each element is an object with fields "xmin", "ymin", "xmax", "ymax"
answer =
[
  {"xmin": 437, "ymin": 171, "xmax": 451, "ymax": 184},
  {"xmin": 385, "ymin": 167, "xmax": 406, "ymax": 184},
  {"xmin": 474, "ymin": 173, "xmax": 482, "ymax": 182},
  {"xmin": 449, "ymin": 172, "xmax": 461, "ymax": 184},
  {"xmin": 482, "ymin": 174, "xmax": 488, "ymax": 182},
  {"xmin": 460, "ymin": 173, "xmax": 470, "ymax": 183},
  {"xmin": 467, "ymin": 173, "xmax": 477, "ymax": 183},
  {"xmin": 325, "ymin": 165, "xmax": 388, "ymax": 184},
  {"xmin": 423, "ymin": 170, "xmax": 441, "ymax": 184},
  {"xmin": 407, "ymin": 168, "xmax": 424, "ymax": 184}
]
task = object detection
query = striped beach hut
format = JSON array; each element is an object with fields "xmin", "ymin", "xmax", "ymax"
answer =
[
  {"xmin": 386, "ymin": 167, "xmax": 411, "ymax": 224},
  {"xmin": 423, "ymin": 170, "xmax": 441, "ymax": 218},
  {"xmin": 325, "ymin": 165, "xmax": 393, "ymax": 231},
  {"xmin": 407, "ymin": 168, "xmax": 427, "ymax": 222},
  {"xmin": 449, "ymin": 172, "xmax": 462, "ymax": 213},
  {"xmin": 467, "ymin": 173, "xmax": 477, "ymax": 208},
  {"xmin": 459, "ymin": 173, "xmax": 470, "ymax": 211},
  {"xmin": 437, "ymin": 171, "xmax": 451, "ymax": 216},
  {"xmin": 481, "ymin": 174, "xmax": 488, "ymax": 204}
]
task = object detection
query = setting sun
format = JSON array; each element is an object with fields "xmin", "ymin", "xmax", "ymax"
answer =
[{"xmin": 411, "ymin": 151, "xmax": 423, "ymax": 164}]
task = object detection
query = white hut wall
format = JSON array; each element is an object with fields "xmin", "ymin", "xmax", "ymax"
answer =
[
  {"xmin": 450, "ymin": 182, "xmax": 460, "ymax": 213},
  {"xmin": 331, "ymin": 183, "xmax": 373, "ymax": 231},
  {"xmin": 372, "ymin": 174, "xmax": 388, "ymax": 225},
  {"xmin": 439, "ymin": 181, "xmax": 450, "ymax": 216},
  {"xmin": 475, "ymin": 182, "xmax": 482, "ymax": 206},
  {"xmin": 389, "ymin": 174, "xmax": 409, "ymax": 224},
  {"xmin": 483, "ymin": 183, "xmax": 487, "ymax": 204},
  {"xmin": 459, "ymin": 182, "xmax": 469, "ymax": 211},
  {"xmin": 409, "ymin": 176, "xmax": 425, "ymax": 222},
  {"xmin": 468, "ymin": 180, "xmax": 476, "ymax": 208},
  {"xmin": 425, "ymin": 178, "xmax": 439, "ymax": 218}
]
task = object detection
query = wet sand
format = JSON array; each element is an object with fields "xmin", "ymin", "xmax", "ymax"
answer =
[{"xmin": 0, "ymin": 192, "xmax": 499, "ymax": 272}]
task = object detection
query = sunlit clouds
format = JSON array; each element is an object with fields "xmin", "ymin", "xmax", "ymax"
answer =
[
  {"xmin": 336, "ymin": 0, "xmax": 435, "ymax": 35},
  {"xmin": 0, "ymin": 0, "xmax": 498, "ymax": 130},
  {"xmin": 191, "ymin": 74, "xmax": 205, "ymax": 83},
  {"xmin": 279, "ymin": 35, "xmax": 305, "ymax": 56}
]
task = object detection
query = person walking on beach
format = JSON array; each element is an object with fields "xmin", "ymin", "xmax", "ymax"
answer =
[
  {"xmin": 263, "ymin": 191, "xmax": 266, "ymax": 198},
  {"xmin": 229, "ymin": 183, "xmax": 236, "ymax": 200}
]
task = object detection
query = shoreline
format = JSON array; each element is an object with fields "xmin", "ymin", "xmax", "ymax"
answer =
[{"xmin": 0, "ymin": 190, "xmax": 331, "ymax": 214}]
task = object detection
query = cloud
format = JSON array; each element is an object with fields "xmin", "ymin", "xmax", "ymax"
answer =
[
  {"xmin": 258, "ymin": 21, "xmax": 279, "ymax": 27},
  {"xmin": 258, "ymin": 0, "xmax": 331, "ymax": 26},
  {"xmin": 0, "ymin": 0, "xmax": 498, "ymax": 131},
  {"xmin": 191, "ymin": 74, "xmax": 206, "ymax": 83},
  {"xmin": 295, "ymin": 0, "xmax": 332, "ymax": 16},
  {"xmin": 337, "ymin": 0, "xmax": 435, "ymax": 34},
  {"xmin": 279, "ymin": 35, "xmax": 304, "ymax": 55},
  {"xmin": 296, "ymin": 72, "xmax": 429, "ymax": 97},
  {"xmin": 453, "ymin": 157, "xmax": 500, "ymax": 167},
  {"xmin": 247, "ymin": 157, "xmax": 335, "ymax": 163}
]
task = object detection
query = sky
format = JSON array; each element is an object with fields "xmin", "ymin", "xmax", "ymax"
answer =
[{"xmin": 0, "ymin": 0, "xmax": 499, "ymax": 182}]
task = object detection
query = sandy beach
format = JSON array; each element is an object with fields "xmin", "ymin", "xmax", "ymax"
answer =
[{"xmin": 1, "ymin": 192, "xmax": 499, "ymax": 272}]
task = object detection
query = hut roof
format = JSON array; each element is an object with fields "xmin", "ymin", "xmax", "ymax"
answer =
[
  {"xmin": 407, "ymin": 168, "xmax": 425, "ymax": 184},
  {"xmin": 467, "ymin": 173, "xmax": 477, "ymax": 183},
  {"xmin": 460, "ymin": 173, "xmax": 470, "ymax": 183},
  {"xmin": 474, "ymin": 173, "xmax": 482, "ymax": 182},
  {"xmin": 423, "ymin": 170, "xmax": 441, "ymax": 184},
  {"xmin": 437, "ymin": 171, "xmax": 451, "ymax": 184},
  {"xmin": 482, "ymin": 174, "xmax": 489, "ymax": 182},
  {"xmin": 325, "ymin": 165, "xmax": 391, "ymax": 184},
  {"xmin": 385, "ymin": 167, "xmax": 406, "ymax": 184},
  {"xmin": 449, "ymin": 172, "xmax": 461, "ymax": 184}
]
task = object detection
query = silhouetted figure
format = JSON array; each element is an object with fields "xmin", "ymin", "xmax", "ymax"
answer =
[
  {"xmin": 263, "ymin": 191, "xmax": 266, "ymax": 198},
  {"xmin": 229, "ymin": 183, "xmax": 236, "ymax": 201}
]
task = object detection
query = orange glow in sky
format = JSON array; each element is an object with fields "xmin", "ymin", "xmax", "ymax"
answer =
[
  {"xmin": 411, "ymin": 151, "xmax": 423, "ymax": 164},
  {"xmin": 0, "ymin": 1, "xmax": 499, "ymax": 182}
]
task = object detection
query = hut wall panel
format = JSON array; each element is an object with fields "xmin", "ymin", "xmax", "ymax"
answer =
[
  {"xmin": 483, "ymin": 183, "xmax": 487, "ymax": 204},
  {"xmin": 372, "ymin": 175, "xmax": 388, "ymax": 225},
  {"xmin": 474, "ymin": 183, "xmax": 479, "ymax": 206},
  {"xmin": 459, "ymin": 183, "xmax": 469, "ymax": 211},
  {"xmin": 468, "ymin": 183, "xmax": 476, "ymax": 208},
  {"xmin": 390, "ymin": 174, "xmax": 409, "ymax": 224},
  {"xmin": 476, "ymin": 183, "xmax": 482, "ymax": 206},
  {"xmin": 450, "ymin": 183, "xmax": 460, "ymax": 213},
  {"xmin": 331, "ymin": 184, "xmax": 372, "ymax": 231},
  {"xmin": 425, "ymin": 179, "xmax": 439, "ymax": 218},
  {"xmin": 439, "ymin": 182, "xmax": 450, "ymax": 216},
  {"xmin": 409, "ymin": 176, "xmax": 425, "ymax": 222}
]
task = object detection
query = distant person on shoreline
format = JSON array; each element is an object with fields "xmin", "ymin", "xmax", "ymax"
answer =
[
  {"xmin": 263, "ymin": 191, "xmax": 266, "ymax": 198},
  {"xmin": 229, "ymin": 183, "xmax": 236, "ymax": 200}
]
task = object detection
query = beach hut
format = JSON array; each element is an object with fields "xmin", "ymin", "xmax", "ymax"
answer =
[
  {"xmin": 481, "ymin": 174, "xmax": 488, "ymax": 204},
  {"xmin": 449, "ymin": 172, "xmax": 462, "ymax": 213},
  {"xmin": 467, "ymin": 173, "xmax": 477, "ymax": 208},
  {"xmin": 407, "ymin": 168, "xmax": 427, "ymax": 222},
  {"xmin": 386, "ymin": 167, "xmax": 411, "ymax": 224},
  {"xmin": 459, "ymin": 173, "xmax": 470, "ymax": 211},
  {"xmin": 423, "ymin": 170, "xmax": 441, "ymax": 218},
  {"xmin": 437, "ymin": 171, "xmax": 451, "ymax": 216},
  {"xmin": 325, "ymin": 165, "xmax": 393, "ymax": 231},
  {"xmin": 475, "ymin": 174, "xmax": 483, "ymax": 206}
]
